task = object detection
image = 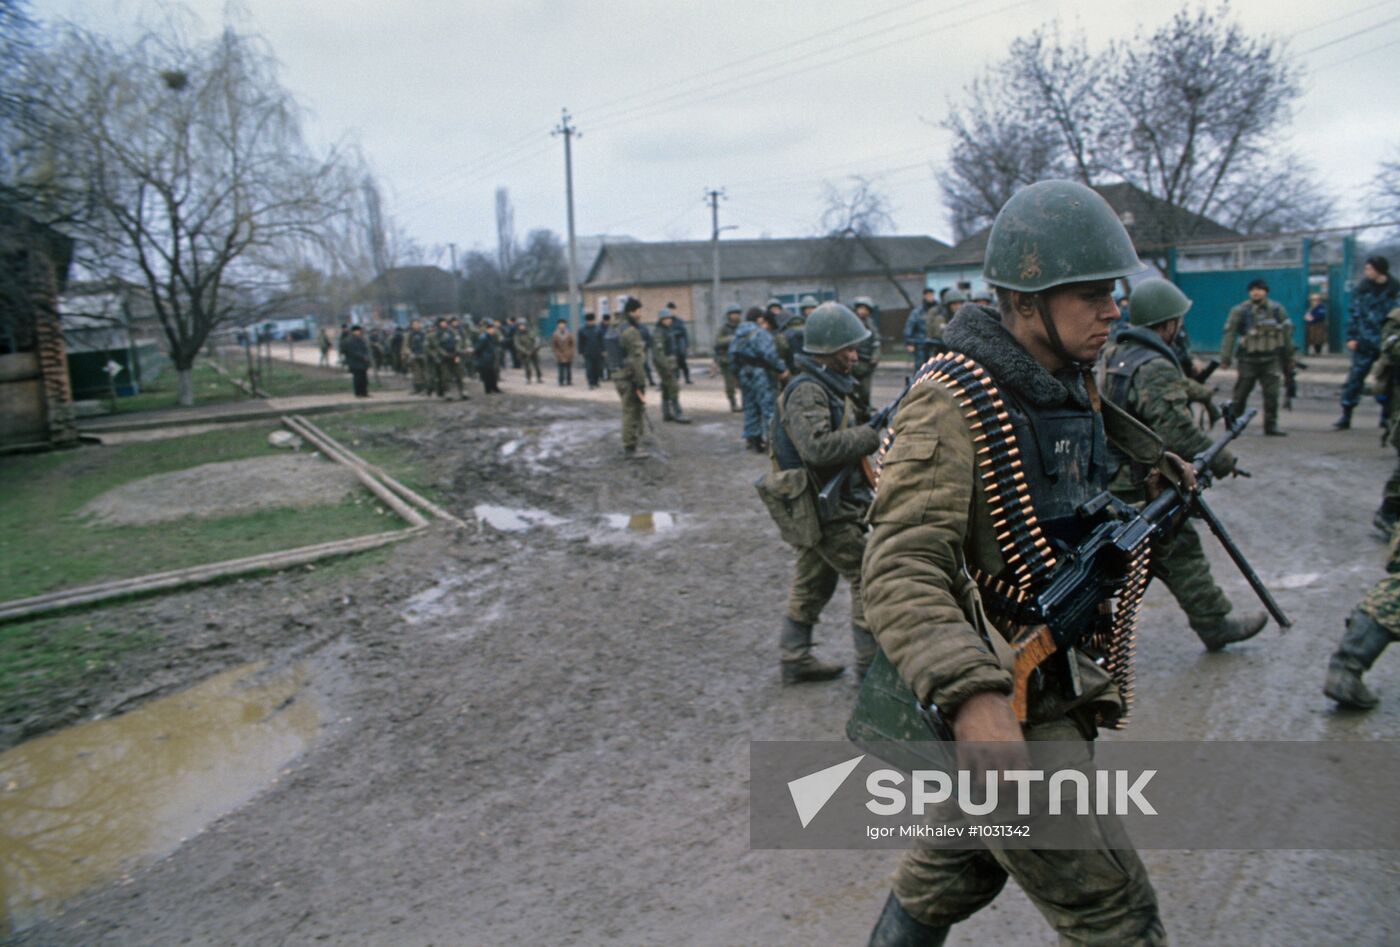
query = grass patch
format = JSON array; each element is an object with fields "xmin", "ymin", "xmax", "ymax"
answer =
[
  {"xmin": 0, "ymin": 425, "xmax": 399, "ymax": 600},
  {"xmin": 111, "ymin": 360, "xmax": 245, "ymax": 414},
  {"xmin": 0, "ymin": 618, "xmax": 162, "ymax": 725},
  {"xmin": 255, "ymin": 360, "xmax": 361, "ymax": 398},
  {"xmin": 316, "ymin": 409, "xmax": 447, "ymax": 506}
]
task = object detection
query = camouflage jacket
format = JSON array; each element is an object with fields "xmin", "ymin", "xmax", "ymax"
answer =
[
  {"xmin": 1373, "ymin": 308, "xmax": 1400, "ymax": 447},
  {"xmin": 616, "ymin": 319, "xmax": 647, "ymax": 389},
  {"xmin": 777, "ymin": 361, "xmax": 880, "ymax": 522},
  {"xmin": 863, "ymin": 306, "xmax": 1164, "ymax": 719},
  {"xmin": 713, "ymin": 321, "xmax": 739, "ymax": 368},
  {"xmin": 853, "ymin": 314, "xmax": 881, "ymax": 375},
  {"xmin": 650, "ymin": 322, "xmax": 678, "ymax": 371},
  {"xmin": 1221, "ymin": 299, "xmax": 1294, "ymax": 363},
  {"xmin": 1103, "ymin": 328, "xmax": 1235, "ymax": 499},
  {"xmin": 513, "ymin": 326, "xmax": 540, "ymax": 357},
  {"xmin": 426, "ymin": 327, "xmax": 460, "ymax": 361}
]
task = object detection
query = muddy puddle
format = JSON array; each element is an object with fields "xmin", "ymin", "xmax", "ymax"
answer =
[
  {"xmin": 0, "ymin": 663, "xmax": 319, "ymax": 933},
  {"xmin": 474, "ymin": 505, "xmax": 680, "ymax": 536}
]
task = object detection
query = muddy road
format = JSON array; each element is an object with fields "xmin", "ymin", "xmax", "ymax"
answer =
[{"xmin": 8, "ymin": 374, "xmax": 1400, "ymax": 945}]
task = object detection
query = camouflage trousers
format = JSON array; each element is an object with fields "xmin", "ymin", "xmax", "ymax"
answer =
[
  {"xmin": 1158, "ymin": 520, "xmax": 1231, "ymax": 629},
  {"xmin": 737, "ymin": 366, "xmax": 775, "ymax": 440},
  {"xmin": 435, "ymin": 357, "xmax": 465, "ymax": 397},
  {"xmin": 786, "ymin": 519, "xmax": 867, "ymax": 629},
  {"xmin": 720, "ymin": 366, "xmax": 737, "ymax": 403},
  {"xmin": 656, "ymin": 363, "xmax": 680, "ymax": 403},
  {"xmin": 614, "ymin": 379, "xmax": 644, "ymax": 450},
  {"xmin": 891, "ymin": 717, "xmax": 1165, "ymax": 945},
  {"xmin": 1230, "ymin": 356, "xmax": 1281, "ymax": 431},
  {"xmin": 521, "ymin": 352, "xmax": 542, "ymax": 383},
  {"xmin": 409, "ymin": 356, "xmax": 428, "ymax": 393},
  {"xmin": 1385, "ymin": 442, "xmax": 1400, "ymax": 505},
  {"xmin": 1361, "ymin": 575, "xmax": 1400, "ymax": 636}
]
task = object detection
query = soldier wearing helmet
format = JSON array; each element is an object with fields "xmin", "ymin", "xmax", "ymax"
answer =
[
  {"xmin": 847, "ymin": 296, "xmax": 881, "ymax": 408},
  {"xmin": 861, "ymin": 181, "xmax": 1192, "ymax": 945},
  {"xmin": 713, "ymin": 303, "xmax": 744, "ymax": 412},
  {"xmin": 1221, "ymin": 277, "xmax": 1294, "ymax": 435},
  {"xmin": 1103, "ymin": 278, "xmax": 1265, "ymax": 651},
  {"xmin": 762, "ymin": 302, "xmax": 881, "ymax": 684}
]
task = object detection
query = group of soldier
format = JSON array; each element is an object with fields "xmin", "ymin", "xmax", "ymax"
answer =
[{"xmin": 720, "ymin": 181, "xmax": 1400, "ymax": 945}]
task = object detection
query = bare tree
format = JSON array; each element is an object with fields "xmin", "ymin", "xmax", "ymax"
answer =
[
  {"xmin": 938, "ymin": 2, "xmax": 1332, "ymax": 241},
  {"xmin": 1371, "ymin": 145, "xmax": 1400, "ymax": 228},
  {"xmin": 8, "ymin": 21, "xmax": 358, "ymax": 404},
  {"xmin": 815, "ymin": 176, "xmax": 915, "ymax": 307}
]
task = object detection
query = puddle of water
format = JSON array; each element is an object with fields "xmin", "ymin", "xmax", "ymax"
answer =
[
  {"xmin": 0, "ymin": 663, "xmax": 318, "ymax": 933},
  {"xmin": 473, "ymin": 504, "xmax": 568, "ymax": 532},
  {"xmin": 604, "ymin": 512, "xmax": 678, "ymax": 532}
]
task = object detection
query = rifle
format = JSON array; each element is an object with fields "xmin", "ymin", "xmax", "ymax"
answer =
[
  {"xmin": 1283, "ymin": 358, "xmax": 1298, "ymax": 410},
  {"xmin": 815, "ymin": 378, "xmax": 913, "ymax": 521},
  {"xmin": 1002, "ymin": 407, "xmax": 1289, "ymax": 721},
  {"xmin": 1192, "ymin": 358, "xmax": 1221, "ymax": 385}
]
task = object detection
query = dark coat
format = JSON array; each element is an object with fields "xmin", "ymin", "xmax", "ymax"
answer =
[
  {"xmin": 578, "ymin": 324, "xmax": 606, "ymax": 358},
  {"xmin": 342, "ymin": 335, "xmax": 371, "ymax": 371},
  {"xmin": 1349, "ymin": 278, "xmax": 1400, "ymax": 350},
  {"xmin": 474, "ymin": 331, "xmax": 499, "ymax": 369}
]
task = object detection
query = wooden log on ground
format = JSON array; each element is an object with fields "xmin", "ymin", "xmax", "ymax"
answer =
[
  {"xmin": 0, "ymin": 526, "xmax": 425, "ymax": 623},
  {"xmin": 290, "ymin": 415, "xmax": 467, "ymax": 528},
  {"xmin": 282, "ymin": 416, "xmax": 427, "ymax": 528}
]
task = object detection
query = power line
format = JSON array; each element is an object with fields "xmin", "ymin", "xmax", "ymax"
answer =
[
  {"xmin": 575, "ymin": 0, "xmax": 940, "ymax": 119},
  {"xmin": 1286, "ymin": 0, "xmax": 1399, "ymax": 38},
  {"xmin": 581, "ymin": 0, "xmax": 999, "ymax": 133},
  {"xmin": 1298, "ymin": 12, "xmax": 1400, "ymax": 54}
]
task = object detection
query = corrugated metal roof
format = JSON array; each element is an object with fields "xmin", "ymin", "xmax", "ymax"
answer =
[
  {"xmin": 936, "ymin": 182, "xmax": 1240, "ymax": 267},
  {"xmin": 586, "ymin": 235, "xmax": 951, "ymax": 287}
]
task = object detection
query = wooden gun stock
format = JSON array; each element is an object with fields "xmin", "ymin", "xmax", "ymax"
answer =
[{"xmin": 1009, "ymin": 625, "xmax": 1056, "ymax": 723}]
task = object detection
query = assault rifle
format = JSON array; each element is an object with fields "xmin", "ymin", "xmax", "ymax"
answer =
[
  {"xmin": 997, "ymin": 406, "xmax": 1290, "ymax": 721},
  {"xmin": 1192, "ymin": 358, "xmax": 1221, "ymax": 385},
  {"xmin": 814, "ymin": 378, "xmax": 912, "ymax": 521}
]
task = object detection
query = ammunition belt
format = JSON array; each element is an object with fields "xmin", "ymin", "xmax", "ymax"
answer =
[{"xmin": 872, "ymin": 351, "xmax": 1142, "ymax": 729}]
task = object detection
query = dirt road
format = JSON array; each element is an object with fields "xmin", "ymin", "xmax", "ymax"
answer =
[{"xmin": 9, "ymin": 371, "xmax": 1400, "ymax": 945}]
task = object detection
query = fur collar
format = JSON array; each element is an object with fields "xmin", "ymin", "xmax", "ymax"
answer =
[
  {"xmin": 943, "ymin": 304, "xmax": 1088, "ymax": 409},
  {"xmin": 793, "ymin": 353, "xmax": 856, "ymax": 397},
  {"xmin": 1114, "ymin": 325, "xmax": 1182, "ymax": 370}
]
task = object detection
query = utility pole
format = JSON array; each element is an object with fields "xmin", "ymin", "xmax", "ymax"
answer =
[
  {"xmin": 448, "ymin": 242, "xmax": 462, "ymax": 323},
  {"xmin": 553, "ymin": 108, "xmax": 582, "ymax": 332},
  {"xmin": 707, "ymin": 187, "xmax": 733, "ymax": 347}
]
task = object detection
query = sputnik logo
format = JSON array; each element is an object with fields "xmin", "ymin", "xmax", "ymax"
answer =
[{"xmin": 786, "ymin": 755, "xmax": 864, "ymax": 828}]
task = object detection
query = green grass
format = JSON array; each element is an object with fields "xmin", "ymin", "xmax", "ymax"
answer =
[
  {"xmin": 0, "ymin": 425, "xmax": 398, "ymax": 600},
  {"xmin": 111, "ymin": 361, "xmax": 245, "ymax": 414},
  {"xmin": 0, "ymin": 618, "xmax": 162, "ymax": 725},
  {"xmin": 255, "ymin": 360, "xmax": 360, "ymax": 398},
  {"xmin": 316, "ymin": 409, "xmax": 448, "ymax": 506}
]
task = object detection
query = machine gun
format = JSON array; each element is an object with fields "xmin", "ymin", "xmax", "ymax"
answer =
[
  {"xmin": 1001, "ymin": 407, "xmax": 1289, "ymax": 720},
  {"xmin": 814, "ymin": 378, "xmax": 912, "ymax": 521}
]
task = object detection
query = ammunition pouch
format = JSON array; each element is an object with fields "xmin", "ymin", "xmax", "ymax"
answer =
[{"xmin": 754, "ymin": 468, "xmax": 822, "ymax": 548}]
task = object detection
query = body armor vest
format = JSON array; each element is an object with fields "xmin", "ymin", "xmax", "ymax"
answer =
[
  {"xmin": 408, "ymin": 330, "xmax": 426, "ymax": 356},
  {"xmin": 435, "ymin": 329, "xmax": 457, "ymax": 354},
  {"xmin": 772, "ymin": 375, "xmax": 846, "ymax": 475},
  {"xmin": 1236, "ymin": 302, "xmax": 1289, "ymax": 355},
  {"xmin": 1103, "ymin": 337, "xmax": 1173, "ymax": 477}
]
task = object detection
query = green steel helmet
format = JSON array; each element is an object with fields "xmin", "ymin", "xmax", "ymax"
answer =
[
  {"xmin": 983, "ymin": 181, "xmax": 1142, "ymax": 292},
  {"xmin": 943, "ymin": 289, "xmax": 967, "ymax": 304},
  {"xmin": 803, "ymin": 302, "xmax": 870, "ymax": 354},
  {"xmin": 799, "ymin": 294, "xmax": 819, "ymax": 310},
  {"xmin": 1128, "ymin": 278, "xmax": 1192, "ymax": 328},
  {"xmin": 850, "ymin": 295, "xmax": 874, "ymax": 311},
  {"xmin": 766, "ymin": 297, "xmax": 783, "ymax": 309},
  {"xmin": 724, "ymin": 303, "xmax": 743, "ymax": 316}
]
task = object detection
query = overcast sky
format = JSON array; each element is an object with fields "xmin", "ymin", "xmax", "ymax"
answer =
[{"xmin": 30, "ymin": 0, "xmax": 1400, "ymax": 263}]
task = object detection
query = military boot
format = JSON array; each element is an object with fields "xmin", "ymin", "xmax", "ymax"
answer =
[
  {"xmin": 1324, "ymin": 609, "xmax": 1394, "ymax": 710},
  {"xmin": 669, "ymin": 399, "xmax": 692, "ymax": 424},
  {"xmin": 852, "ymin": 624, "xmax": 878, "ymax": 682},
  {"xmin": 746, "ymin": 436, "xmax": 763, "ymax": 452},
  {"xmin": 1375, "ymin": 498, "xmax": 1400, "ymax": 537},
  {"xmin": 661, "ymin": 399, "xmax": 675, "ymax": 422},
  {"xmin": 868, "ymin": 891, "xmax": 949, "ymax": 947},
  {"xmin": 1332, "ymin": 405, "xmax": 1353, "ymax": 430},
  {"xmin": 780, "ymin": 617, "xmax": 845, "ymax": 684},
  {"xmin": 1193, "ymin": 611, "xmax": 1268, "ymax": 651}
]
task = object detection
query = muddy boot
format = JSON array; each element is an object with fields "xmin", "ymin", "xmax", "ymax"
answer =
[
  {"xmin": 661, "ymin": 399, "xmax": 675, "ymax": 422},
  {"xmin": 1375, "ymin": 499, "xmax": 1400, "ymax": 537},
  {"xmin": 780, "ymin": 618, "xmax": 844, "ymax": 684},
  {"xmin": 746, "ymin": 436, "xmax": 763, "ymax": 452},
  {"xmin": 1193, "ymin": 611, "xmax": 1268, "ymax": 652},
  {"xmin": 852, "ymin": 624, "xmax": 878, "ymax": 682},
  {"xmin": 728, "ymin": 391, "xmax": 740, "ymax": 412},
  {"xmin": 1264, "ymin": 427, "xmax": 1287, "ymax": 436},
  {"xmin": 670, "ymin": 399, "xmax": 692, "ymax": 424},
  {"xmin": 868, "ymin": 891, "xmax": 949, "ymax": 947},
  {"xmin": 1332, "ymin": 405, "xmax": 1353, "ymax": 430},
  {"xmin": 623, "ymin": 445, "xmax": 649, "ymax": 460},
  {"xmin": 1325, "ymin": 609, "xmax": 1393, "ymax": 710}
]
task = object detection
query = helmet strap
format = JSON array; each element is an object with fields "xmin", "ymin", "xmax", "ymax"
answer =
[{"xmin": 1033, "ymin": 293, "xmax": 1092, "ymax": 372}]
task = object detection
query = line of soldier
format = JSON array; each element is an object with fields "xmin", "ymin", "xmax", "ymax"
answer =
[{"xmin": 737, "ymin": 181, "xmax": 1400, "ymax": 944}]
